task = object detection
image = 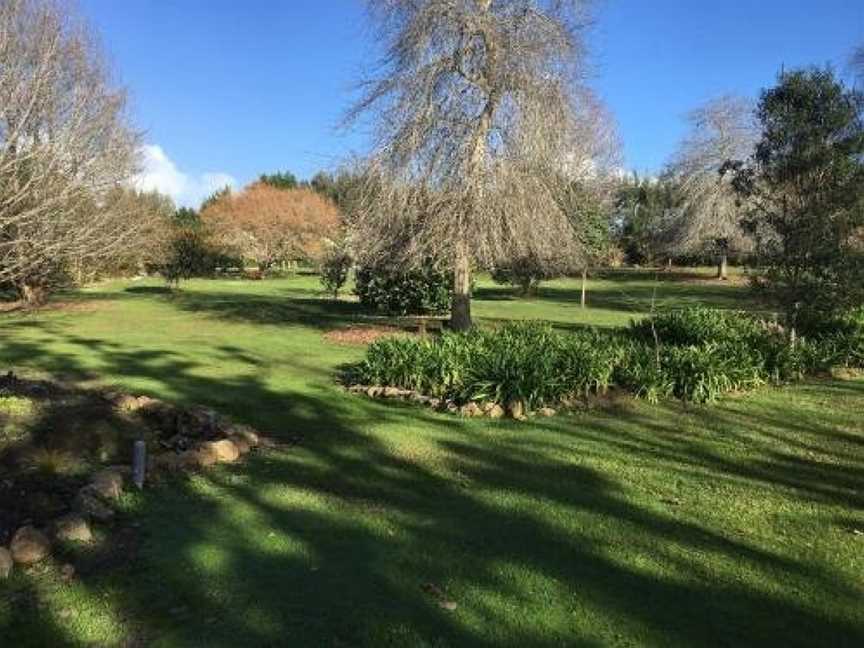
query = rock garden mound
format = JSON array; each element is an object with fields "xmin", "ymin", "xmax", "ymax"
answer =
[{"xmin": 0, "ymin": 371, "xmax": 272, "ymax": 580}]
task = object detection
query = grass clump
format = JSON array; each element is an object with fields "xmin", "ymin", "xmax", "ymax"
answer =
[{"xmin": 0, "ymin": 394, "xmax": 37, "ymax": 417}]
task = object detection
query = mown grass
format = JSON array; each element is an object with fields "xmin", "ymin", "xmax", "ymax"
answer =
[{"xmin": 0, "ymin": 271, "xmax": 862, "ymax": 647}]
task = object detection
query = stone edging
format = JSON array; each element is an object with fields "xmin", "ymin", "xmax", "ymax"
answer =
[
  {"xmin": 344, "ymin": 384, "xmax": 559, "ymax": 421},
  {"xmin": 0, "ymin": 390, "xmax": 272, "ymax": 581}
]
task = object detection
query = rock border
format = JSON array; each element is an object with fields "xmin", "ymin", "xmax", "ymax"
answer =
[
  {"xmin": 0, "ymin": 389, "xmax": 272, "ymax": 581},
  {"xmin": 345, "ymin": 384, "xmax": 560, "ymax": 421}
]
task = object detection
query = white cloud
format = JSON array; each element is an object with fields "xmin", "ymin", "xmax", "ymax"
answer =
[{"xmin": 133, "ymin": 144, "xmax": 237, "ymax": 208}]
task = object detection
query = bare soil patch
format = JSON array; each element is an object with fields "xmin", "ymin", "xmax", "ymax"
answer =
[{"xmin": 324, "ymin": 325, "xmax": 413, "ymax": 346}]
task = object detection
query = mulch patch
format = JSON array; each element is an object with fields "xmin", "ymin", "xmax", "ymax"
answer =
[{"xmin": 323, "ymin": 325, "xmax": 414, "ymax": 346}]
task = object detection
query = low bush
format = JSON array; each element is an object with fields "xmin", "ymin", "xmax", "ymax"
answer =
[
  {"xmin": 629, "ymin": 307, "xmax": 765, "ymax": 346},
  {"xmin": 355, "ymin": 262, "xmax": 451, "ymax": 315},
  {"xmin": 797, "ymin": 307, "xmax": 864, "ymax": 368},
  {"xmin": 320, "ymin": 251, "xmax": 352, "ymax": 299},
  {"xmin": 349, "ymin": 307, "xmax": 864, "ymax": 410},
  {"xmin": 613, "ymin": 342, "xmax": 675, "ymax": 402},
  {"xmin": 490, "ymin": 255, "xmax": 563, "ymax": 296},
  {"xmin": 662, "ymin": 342, "xmax": 766, "ymax": 402}
]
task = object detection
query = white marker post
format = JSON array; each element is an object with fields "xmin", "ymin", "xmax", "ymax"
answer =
[{"xmin": 133, "ymin": 440, "xmax": 146, "ymax": 489}]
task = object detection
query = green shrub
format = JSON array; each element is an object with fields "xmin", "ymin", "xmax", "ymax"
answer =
[
  {"xmin": 490, "ymin": 256, "xmax": 562, "ymax": 296},
  {"xmin": 797, "ymin": 307, "xmax": 864, "ymax": 369},
  {"xmin": 355, "ymin": 262, "xmax": 451, "ymax": 315},
  {"xmin": 630, "ymin": 307, "xmax": 764, "ymax": 346},
  {"xmin": 613, "ymin": 343, "xmax": 675, "ymax": 403},
  {"xmin": 320, "ymin": 251, "xmax": 352, "ymax": 299},
  {"xmin": 163, "ymin": 229, "xmax": 214, "ymax": 286},
  {"xmin": 555, "ymin": 329, "xmax": 627, "ymax": 398},
  {"xmin": 459, "ymin": 323, "xmax": 561, "ymax": 407},
  {"xmin": 662, "ymin": 342, "xmax": 765, "ymax": 403}
]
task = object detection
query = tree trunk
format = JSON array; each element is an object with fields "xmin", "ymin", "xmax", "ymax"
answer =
[
  {"xmin": 19, "ymin": 282, "xmax": 47, "ymax": 306},
  {"xmin": 580, "ymin": 268, "xmax": 588, "ymax": 309},
  {"xmin": 717, "ymin": 253, "xmax": 728, "ymax": 281},
  {"xmin": 450, "ymin": 241, "xmax": 472, "ymax": 331}
]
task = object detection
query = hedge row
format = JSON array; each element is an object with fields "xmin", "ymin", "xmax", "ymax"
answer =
[{"xmin": 348, "ymin": 308, "xmax": 864, "ymax": 407}]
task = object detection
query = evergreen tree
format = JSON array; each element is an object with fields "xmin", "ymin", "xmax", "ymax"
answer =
[{"xmin": 730, "ymin": 68, "xmax": 864, "ymax": 327}]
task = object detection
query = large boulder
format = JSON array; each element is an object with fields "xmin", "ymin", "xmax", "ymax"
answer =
[
  {"xmin": 54, "ymin": 514, "xmax": 93, "ymax": 543},
  {"xmin": 201, "ymin": 439, "xmax": 239, "ymax": 463},
  {"xmin": 229, "ymin": 436, "xmax": 251, "ymax": 455},
  {"xmin": 459, "ymin": 402, "xmax": 482, "ymax": 418},
  {"xmin": 115, "ymin": 394, "xmax": 145, "ymax": 413},
  {"xmin": 0, "ymin": 547, "xmax": 12, "ymax": 579},
  {"xmin": 486, "ymin": 404, "xmax": 505, "ymax": 419},
  {"xmin": 10, "ymin": 526, "xmax": 51, "ymax": 564},
  {"xmin": 89, "ymin": 469, "xmax": 124, "ymax": 500},
  {"xmin": 507, "ymin": 400, "xmax": 526, "ymax": 420},
  {"xmin": 134, "ymin": 395, "xmax": 159, "ymax": 409},
  {"xmin": 182, "ymin": 448, "xmax": 216, "ymax": 468}
]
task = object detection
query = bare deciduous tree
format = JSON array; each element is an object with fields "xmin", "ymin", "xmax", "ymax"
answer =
[
  {"xmin": 852, "ymin": 45, "xmax": 864, "ymax": 81},
  {"xmin": 0, "ymin": 0, "xmax": 140, "ymax": 303},
  {"xmin": 104, "ymin": 188, "xmax": 177, "ymax": 277},
  {"xmin": 347, "ymin": 0, "xmax": 613, "ymax": 329},
  {"xmin": 664, "ymin": 95, "xmax": 757, "ymax": 279}
]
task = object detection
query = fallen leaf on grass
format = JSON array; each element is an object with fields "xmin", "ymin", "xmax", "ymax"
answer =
[{"xmin": 422, "ymin": 582, "xmax": 459, "ymax": 611}]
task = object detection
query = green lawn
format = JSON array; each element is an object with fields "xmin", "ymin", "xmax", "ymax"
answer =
[{"xmin": 1, "ymin": 272, "xmax": 862, "ymax": 647}]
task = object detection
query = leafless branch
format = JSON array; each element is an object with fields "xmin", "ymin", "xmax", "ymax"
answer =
[
  {"xmin": 0, "ymin": 0, "xmax": 142, "ymax": 300},
  {"xmin": 662, "ymin": 95, "xmax": 757, "ymax": 259},
  {"xmin": 346, "ymin": 0, "xmax": 615, "ymax": 327}
]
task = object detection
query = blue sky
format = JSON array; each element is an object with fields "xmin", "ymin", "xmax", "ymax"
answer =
[{"xmin": 80, "ymin": 0, "xmax": 864, "ymax": 207}]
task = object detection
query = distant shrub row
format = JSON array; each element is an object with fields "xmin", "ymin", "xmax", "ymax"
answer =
[{"xmin": 348, "ymin": 307, "xmax": 864, "ymax": 408}]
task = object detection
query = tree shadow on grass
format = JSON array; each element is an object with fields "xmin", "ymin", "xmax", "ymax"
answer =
[
  {"xmin": 533, "ymin": 283, "xmax": 751, "ymax": 313},
  {"xmin": 124, "ymin": 286, "xmax": 175, "ymax": 295},
  {"xmin": 166, "ymin": 290, "xmax": 366, "ymax": 329},
  {"xmin": 0, "ymin": 332, "xmax": 862, "ymax": 646},
  {"xmin": 582, "ymin": 390, "xmax": 864, "ymax": 511},
  {"xmin": 473, "ymin": 274, "xmax": 757, "ymax": 324}
]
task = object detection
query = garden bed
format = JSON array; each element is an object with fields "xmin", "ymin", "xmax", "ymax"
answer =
[
  {"xmin": 323, "ymin": 325, "xmax": 408, "ymax": 346},
  {"xmin": 344, "ymin": 307, "xmax": 864, "ymax": 413},
  {"xmin": 0, "ymin": 372, "xmax": 269, "ymax": 580}
]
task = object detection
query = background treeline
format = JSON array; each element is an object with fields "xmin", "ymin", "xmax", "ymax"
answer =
[{"xmin": 2, "ymin": 0, "xmax": 862, "ymax": 337}]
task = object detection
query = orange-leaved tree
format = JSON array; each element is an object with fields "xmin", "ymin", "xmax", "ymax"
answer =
[{"xmin": 202, "ymin": 183, "xmax": 341, "ymax": 270}]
